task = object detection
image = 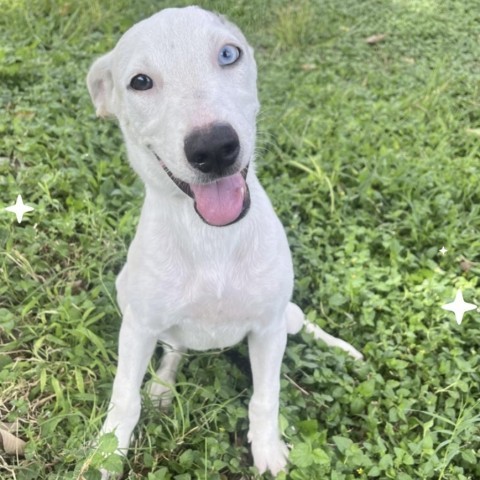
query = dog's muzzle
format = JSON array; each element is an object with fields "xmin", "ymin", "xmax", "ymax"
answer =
[{"xmin": 150, "ymin": 150, "xmax": 251, "ymax": 227}]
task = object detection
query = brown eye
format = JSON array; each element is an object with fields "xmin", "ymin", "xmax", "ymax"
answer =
[{"xmin": 129, "ymin": 74, "xmax": 153, "ymax": 91}]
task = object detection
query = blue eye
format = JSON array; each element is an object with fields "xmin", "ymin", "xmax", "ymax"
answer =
[{"xmin": 218, "ymin": 45, "xmax": 241, "ymax": 66}]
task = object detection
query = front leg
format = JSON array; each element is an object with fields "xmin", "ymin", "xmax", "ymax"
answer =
[
  {"xmin": 247, "ymin": 322, "xmax": 289, "ymax": 476},
  {"xmin": 100, "ymin": 305, "xmax": 157, "ymax": 455}
]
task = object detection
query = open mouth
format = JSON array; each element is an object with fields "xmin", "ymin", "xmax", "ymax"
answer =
[{"xmin": 152, "ymin": 152, "xmax": 250, "ymax": 227}]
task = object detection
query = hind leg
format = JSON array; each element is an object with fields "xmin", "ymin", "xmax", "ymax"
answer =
[{"xmin": 147, "ymin": 345, "xmax": 185, "ymax": 409}]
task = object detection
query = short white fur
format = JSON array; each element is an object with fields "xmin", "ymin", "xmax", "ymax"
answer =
[{"xmin": 87, "ymin": 6, "xmax": 362, "ymax": 478}]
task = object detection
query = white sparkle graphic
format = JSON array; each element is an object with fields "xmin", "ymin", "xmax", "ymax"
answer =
[
  {"xmin": 5, "ymin": 195, "xmax": 34, "ymax": 223},
  {"xmin": 441, "ymin": 290, "xmax": 477, "ymax": 325},
  {"xmin": 439, "ymin": 246, "xmax": 448, "ymax": 256}
]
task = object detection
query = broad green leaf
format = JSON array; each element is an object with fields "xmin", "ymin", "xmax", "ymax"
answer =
[
  {"xmin": 290, "ymin": 442, "xmax": 313, "ymax": 468},
  {"xmin": 332, "ymin": 436, "xmax": 353, "ymax": 454}
]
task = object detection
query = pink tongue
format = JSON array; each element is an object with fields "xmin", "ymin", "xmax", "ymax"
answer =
[{"xmin": 190, "ymin": 173, "xmax": 246, "ymax": 226}]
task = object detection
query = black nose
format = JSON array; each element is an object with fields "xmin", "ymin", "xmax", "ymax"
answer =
[{"xmin": 184, "ymin": 123, "xmax": 240, "ymax": 174}]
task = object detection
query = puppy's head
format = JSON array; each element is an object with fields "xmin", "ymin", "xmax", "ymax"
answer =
[{"xmin": 87, "ymin": 6, "xmax": 259, "ymax": 227}]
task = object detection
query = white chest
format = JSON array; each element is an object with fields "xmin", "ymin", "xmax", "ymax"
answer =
[{"xmin": 118, "ymin": 190, "xmax": 294, "ymax": 350}]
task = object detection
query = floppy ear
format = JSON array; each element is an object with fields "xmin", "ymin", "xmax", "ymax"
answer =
[{"xmin": 86, "ymin": 52, "xmax": 116, "ymax": 118}]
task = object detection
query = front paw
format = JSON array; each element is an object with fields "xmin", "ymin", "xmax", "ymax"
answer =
[{"xmin": 250, "ymin": 435, "xmax": 289, "ymax": 476}]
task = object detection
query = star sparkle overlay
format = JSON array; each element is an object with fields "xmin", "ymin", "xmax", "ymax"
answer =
[
  {"xmin": 439, "ymin": 246, "xmax": 448, "ymax": 256},
  {"xmin": 441, "ymin": 289, "xmax": 477, "ymax": 325},
  {"xmin": 4, "ymin": 195, "xmax": 34, "ymax": 223}
]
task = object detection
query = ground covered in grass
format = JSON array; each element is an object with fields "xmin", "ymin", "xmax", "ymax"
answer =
[{"xmin": 1, "ymin": 0, "xmax": 479, "ymax": 479}]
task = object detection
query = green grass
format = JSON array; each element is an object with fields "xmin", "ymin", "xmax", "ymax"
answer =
[{"xmin": 1, "ymin": 0, "xmax": 479, "ymax": 479}]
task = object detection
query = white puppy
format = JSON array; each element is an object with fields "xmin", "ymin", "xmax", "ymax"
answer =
[{"xmin": 87, "ymin": 6, "xmax": 362, "ymax": 477}]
